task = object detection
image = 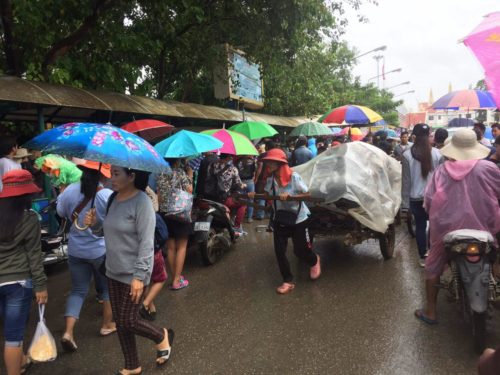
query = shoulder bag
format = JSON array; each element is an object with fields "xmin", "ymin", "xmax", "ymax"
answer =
[
  {"xmin": 165, "ymin": 171, "xmax": 193, "ymax": 223},
  {"xmin": 271, "ymin": 180, "xmax": 302, "ymax": 227}
]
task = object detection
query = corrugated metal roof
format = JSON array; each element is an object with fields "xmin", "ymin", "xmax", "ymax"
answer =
[{"xmin": 0, "ymin": 76, "xmax": 312, "ymax": 127}]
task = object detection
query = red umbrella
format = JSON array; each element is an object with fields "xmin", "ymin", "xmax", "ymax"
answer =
[{"xmin": 122, "ymin": 119, "xmax": 174, "ymax": 141}]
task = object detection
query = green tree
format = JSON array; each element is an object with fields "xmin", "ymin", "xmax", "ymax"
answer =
[{"xmin": 0, "ymin": 0, "xmax": 403, "ymax": 123}]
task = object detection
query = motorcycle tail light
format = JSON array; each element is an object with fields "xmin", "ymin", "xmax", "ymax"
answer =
[{"xmin": 466, "ymin": 243, "xmax": 480, "ymax": 255}]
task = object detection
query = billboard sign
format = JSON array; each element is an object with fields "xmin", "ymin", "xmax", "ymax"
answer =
[{"xmin": 214, "ymin": 45, "xmax": 264, "ymax": 109}]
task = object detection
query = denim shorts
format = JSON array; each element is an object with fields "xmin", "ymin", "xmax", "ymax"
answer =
[{"xmin": 0, "ymin": 280, "xmax": 33, "ymax": 347}]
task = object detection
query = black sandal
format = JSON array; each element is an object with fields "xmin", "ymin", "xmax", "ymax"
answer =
[
  {"xmin": 156, "ymin": 328, "xmax": 175, "ymax": 366},
  {"xmin": 61, "ymin": 335, "xmax": 78, "ymax": 352},
  {"xmin": 20, "ymin": 357, "xmax": 32, "ymax": 374},
  {"xmin": 139, "ymin": 305, "xmax": 154, "ymax": 321}
]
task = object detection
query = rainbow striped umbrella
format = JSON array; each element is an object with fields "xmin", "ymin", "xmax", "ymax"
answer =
[
  {"xmin": 319, "ymin": 105, "xmax": 383, "ymax": 125},
  {"xmin": 432, "ymin": 89, "xmax": 496, "ymax": 110}
]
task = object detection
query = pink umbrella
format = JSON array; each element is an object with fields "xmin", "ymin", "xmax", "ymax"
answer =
[
  {"xmin": 200, "ymin": 129, "xmax": 258, "ymax": 155},
  {"xmin": 464, "ymin": 12, "xmax": 500, "ymax": 107}
]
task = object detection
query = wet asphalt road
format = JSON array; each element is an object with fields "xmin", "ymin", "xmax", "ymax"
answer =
[{"xmin": 2, "ymin": 221, "xmax": 497, "ymax": 374}]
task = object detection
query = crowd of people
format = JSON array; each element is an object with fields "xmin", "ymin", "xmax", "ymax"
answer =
[{"xmin": 0, "ymin": 122, "xmax": 499, "ymax": 374}]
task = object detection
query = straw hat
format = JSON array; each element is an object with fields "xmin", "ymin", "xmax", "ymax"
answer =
[
  {"xmin": 440, "ymin": 128, "xmax": 491, "ymax": 161},
  {"xmin": 0, "ymin": 170, "xmax": 41, "ymax": 198},
  {"xmin": 13, "ymin": 148, "xmax": 31, "ymax": 160}
]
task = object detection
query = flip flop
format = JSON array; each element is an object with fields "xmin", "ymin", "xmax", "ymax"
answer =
[
  {"xmin": 61, "ymin": 335, "xmax": 78, "ymax": 352},
  {"xmin": 99, "ymin": 327, "xmax": 117, "ymax": 336},
  {"xmin": 276, "ymin": 282, "xmax": 295, "ymax": 294},
  {"xmin": 21, "ymin": 357, "xmax": 32, "ymax": 374},
  {"xmin": 414, "ymin": 309, "xmax": 438, "ymax": 325}
]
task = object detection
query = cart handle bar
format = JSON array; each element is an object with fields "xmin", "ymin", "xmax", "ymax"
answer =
[{"xmin": 233, "ymin": 193, "xmax": 324, "ymax": 203}]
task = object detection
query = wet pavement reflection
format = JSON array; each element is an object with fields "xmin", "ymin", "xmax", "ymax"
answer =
[{"xmin": 4, "ymin": 222, "xmax": 496, "ymax": 374}]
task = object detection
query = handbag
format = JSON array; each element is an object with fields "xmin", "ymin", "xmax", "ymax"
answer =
[
  {"xmin": 165, "ymin": 172, "xmax": 193, "ymax": 223},
  {"xmin": 271, "ymin": 180, "xmax": 302, "ymax": 227}
]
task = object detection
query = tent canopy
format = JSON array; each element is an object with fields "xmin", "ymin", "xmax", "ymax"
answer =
[{"xmin": 0, "ymin": 76, "xmax": 310, "ymax": 127}]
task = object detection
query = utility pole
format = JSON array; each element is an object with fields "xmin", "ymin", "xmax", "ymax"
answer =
[{"xmin": 373, "ymin": 55, "xmax": 384, "ymax": 89}]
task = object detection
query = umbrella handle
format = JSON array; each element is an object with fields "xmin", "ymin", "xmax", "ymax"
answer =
[
  {"xmin": 73, "ymin": 217, "xmax": 90, "ymax": 231},
  {"xmin": 74, "ymin": 162, "xmax": 101, "ymax": 231}
]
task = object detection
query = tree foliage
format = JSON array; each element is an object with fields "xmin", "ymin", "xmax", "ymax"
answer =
[{"xmin": 0, "ymin": 0, "xmax": 400, "ymax": 123}]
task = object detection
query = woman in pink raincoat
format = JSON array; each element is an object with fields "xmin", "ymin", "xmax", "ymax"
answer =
[{"xmin": 415, "ymin": 128, "xmax": 500, "ymax": 325}]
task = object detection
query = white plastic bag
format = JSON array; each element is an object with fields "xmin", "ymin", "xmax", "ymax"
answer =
[{"xmin": 28, "ymin": 305, "xmax": 57, "ymax": 362}]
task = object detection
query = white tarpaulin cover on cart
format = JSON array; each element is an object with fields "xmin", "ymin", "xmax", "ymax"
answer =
[{"xmin": 294, "ymin": 142, "xmax": 402, "ymax": 233}]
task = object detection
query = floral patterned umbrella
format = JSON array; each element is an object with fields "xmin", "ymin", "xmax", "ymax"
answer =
[{"xmin": 24, "ymin": 123, "xmax": 167, "ymax": 173}]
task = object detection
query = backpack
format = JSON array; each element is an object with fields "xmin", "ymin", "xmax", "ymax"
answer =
[
  {"xmin": 106, "ymin": 191, "xmax": 168, "ymax": 252},
  {"xmin": 154, "ymin": 213, "xmax": 168, "ymax": 252},
  {"xmin": 237, "ymin": 158, "xmax": 256, "ymax": 180},
  {"xmin": 203, "ymin": 163, "xmax": 231, "ymax": 202}
]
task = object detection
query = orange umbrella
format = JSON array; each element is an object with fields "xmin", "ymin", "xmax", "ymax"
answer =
[{"xmin": 339, "ymin": 127, "xmax": 364, "ymax": 141}]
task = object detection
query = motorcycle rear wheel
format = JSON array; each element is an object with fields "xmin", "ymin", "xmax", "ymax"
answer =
[
  {"xmin": 472, "ymin": 311, "xmax": 487, "ymax": 355},
  {"xmin": 199, "ymin": 228, "xmax": 227, "ymax": 266}
]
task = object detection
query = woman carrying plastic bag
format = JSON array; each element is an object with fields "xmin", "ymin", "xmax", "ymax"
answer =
[
  {"xmin": 0, "ymin": 170, "xmax": 48, "ymax": 375},
  {"xmin": 28, "ymin": 305, "xmax": 57, "ymax": 363}
]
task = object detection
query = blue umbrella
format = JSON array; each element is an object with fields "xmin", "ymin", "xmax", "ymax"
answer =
[
  {"xmin": 24, "ymin": 122, "xmax": 168, "ymax": 173},
  {"xmin": 386, "ymin": 129, "xmax": 398, "ymax": 138},
  {"xmin": 485, "ymin": 127, "xmax": 494, "ymax": 140},
  {"xmin": 374, "ymin": 119, "xmax": 387, "ymax": 126},
  {"xmin": 330, "ymin": 127, "xmax": 342, "ymax": 134},
  {"xmin": 154, "ymin": 130, "xmax": 223, "ymax": 158}
]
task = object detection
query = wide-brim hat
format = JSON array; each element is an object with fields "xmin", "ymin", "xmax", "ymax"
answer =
[
  {"xmin": 262, "ymin": 148, "xmax": 288, "ymax": 164},
  {"xmin": 440, "ymin": 128, "xmax": 491, "ymax": 161},
  {"xmin": 73, "ymin": 158, "xmax": 111, "ymax": 178},
  {"xmin": 0, "ymin": 169, "xmax": 41, "ymax": 198},
  {"xmin": 13, "ymin": 148, "xmax": 32, "ymax": 159}
]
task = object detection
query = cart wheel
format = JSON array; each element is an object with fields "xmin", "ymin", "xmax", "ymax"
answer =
[{"xmin": 379, "ymin": 224, "xmax": 396, "ymax": 260}]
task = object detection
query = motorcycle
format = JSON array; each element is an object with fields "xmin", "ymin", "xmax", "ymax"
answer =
[
  {"xmin": 442, "ymin": 229, "xmax": 498, "ymax": 353},
  {"xmin": 189, "ymin": 198, "xmax": 236, "ymax": 265},
  {"xmin": 38, "ymin": 200, "xmax": 69, "ymax": 267}
]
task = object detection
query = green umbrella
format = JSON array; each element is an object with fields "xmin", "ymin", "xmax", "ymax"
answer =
[
  {"xmin": 228, "ymin": 120, "xmax": 278, "ymax": 140},
  {"xmin": 289, "ymin": 122, "xmax": 332, "ymax": 137}
]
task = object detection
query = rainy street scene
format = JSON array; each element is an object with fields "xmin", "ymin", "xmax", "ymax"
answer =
[{"xmin": 0, "ymin": 1, "xmax": 500, "ymax": 375}]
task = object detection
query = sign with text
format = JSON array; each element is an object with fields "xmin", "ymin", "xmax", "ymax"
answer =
[{"xmin": 214, "ymin": 46, "xmax": 264, "ymax": 109}]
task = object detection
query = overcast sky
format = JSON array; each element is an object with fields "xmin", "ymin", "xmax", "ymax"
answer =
[{"xmin": 342, "ymin": 0, "xmax": 498, "ymax": 112}]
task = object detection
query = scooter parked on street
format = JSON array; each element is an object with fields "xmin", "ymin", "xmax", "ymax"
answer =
[
  {"xmin": 38, "ymin": 200, "xmax": 69, "ymax": 267},
  {"xmin": 442, "ymin": 229, "xmax": 498, "ymax": 353},
  {"xmin": 190, "ymin": 198, "xmax": 236, "ymax": 265}
]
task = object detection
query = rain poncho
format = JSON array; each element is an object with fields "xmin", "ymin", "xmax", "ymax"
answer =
[
  {"xmin": 35, "ymin": 155, "xmax": 81, "ymax": 187},
  {"xmin": 307, "ymin": 138, "xmax": 318, "ymax": 157},
  {"xmin": 294, "ymin": 142, "xmax": 401, "ymax": 233},
  {"xmin": 424, "ymin": 160, "xmax": 500, "ymax": 279}
]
